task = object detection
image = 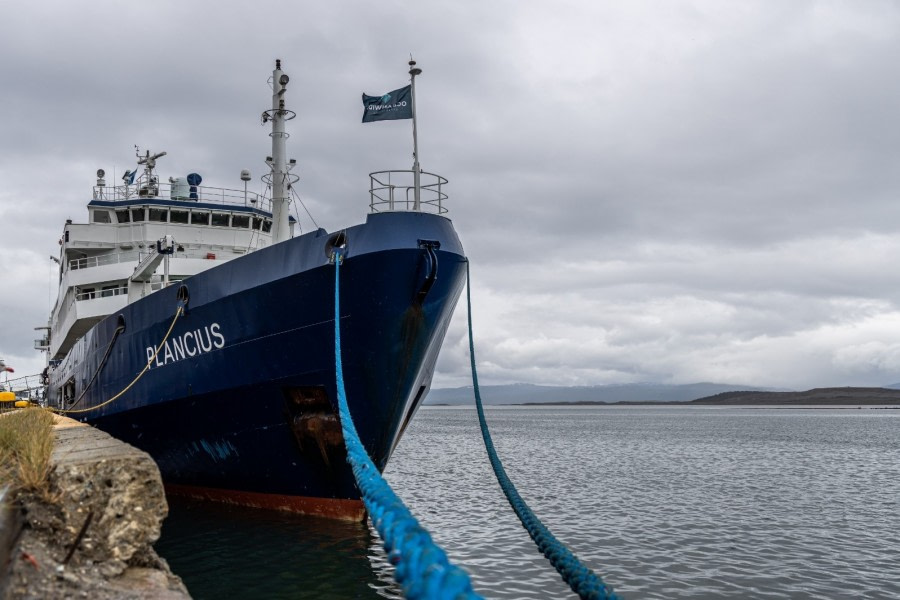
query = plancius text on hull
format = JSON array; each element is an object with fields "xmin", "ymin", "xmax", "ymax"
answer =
[{"xmin": 42, "ymin": 59, "xmax": 465, "ymax": 520}]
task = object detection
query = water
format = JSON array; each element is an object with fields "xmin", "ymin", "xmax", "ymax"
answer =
[{"xmin": 156, "ymin": 406, "xmax": 900, "ymax": 599}]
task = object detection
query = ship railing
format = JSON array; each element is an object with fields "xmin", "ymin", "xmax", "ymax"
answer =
[
  {"xmin": 368, "ymin": 170, "xmax": 448, "ymax": 214},
  {"xmin": 135, "ymin": 249, "xmax": 232, "ymax": 263},
  {"xmin": 74, "ymin": 284, "xmax": 128, "ymax": 301},
  {"xmin": 69, "ymin": 250, "xmax": 142, "ymax": 271},
  {"xmin": 93, "ymin": 177, "xmax": 270, "ymax": 212},
  {"xmin": 69, "ymin": 247, "xmax": 235, "ymax": 273},
  {"xmin": 51, "ymin": 284, "xmax": 127, "ymax": 346},
  {"xmin": 53, "ymin": 289, "xmax": 77, "ymax": 337},
  {"xmin": 0, "ymin": 373, "xmax": 46, "ymax": 410}
]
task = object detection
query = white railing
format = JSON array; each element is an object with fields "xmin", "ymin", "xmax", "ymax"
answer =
[
  {"xmin": 53, "ymin": 289, "xmax": 78, "ymax": 338},
  {"xmin": 143, "ymin": 249, "xmax": 231, "ymax": 262},
  {"xmin": 53, "ymin": 280, "xmax": 130, "ymax": 333},
  {"xmin": 369, "ymin": 170, "xmax": 448, "ymax": 214},
  {"xmin": 93, "ymin": 176, "xmax": 270, "ymax": 212},
  {"xmin": 74, "ymin": 284, "xmax": 128, "ymax": 301},
  {"xmin": 69, "ymin": 250, "xmax": 141, "ymax": 271},
  {"xmin": 68, "ymin": 247, "xmax": 235, "ymax": 273}
]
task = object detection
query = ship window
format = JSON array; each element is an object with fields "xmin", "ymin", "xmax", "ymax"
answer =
[
  {"xmin": 232, "ymin": 215, "xmax": 250, "ymax": 228},
  {"xmin": 80, "ymin": 287, "xmax": 96, "ymax": 300},
  {"xmin": 131, "ymin": 207, "xmax": 146, "ymax": 222},
  {"xmin": 211, "ymin": 212, "xmax": 230, "ymax": 227},
  {"xmin": 262, "ymin": 219, "xmax": 272, "ymax": 233},
  {"xmin": 191, "ymin": 211, "xmax": 210, "ymax": 225},
  {"xmin": 101, "ymin": 284, "xmax": 121, "ymax": 298},
  {"xmin": 170, "ymin": 210, "xmax": 189, "ymax": 224},
  {"xmin": 92, "ymin": 210, "xmax": 111, "ymax": 223},
  {"xmin": 116, "ymin": 209, "xmax": 131, "ymax": 223},
  {"xmin": 149, "ymin": 208, "xmax": 168, "ymax": 222}
]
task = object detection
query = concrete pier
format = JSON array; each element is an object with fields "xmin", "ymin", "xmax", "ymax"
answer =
[{"xmin": 2, "ymin": 414, "xmax": 190, "ymax": 599}]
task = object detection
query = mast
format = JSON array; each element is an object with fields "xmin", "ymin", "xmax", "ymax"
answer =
[{"xmin": 266, "ymin": 59, "xmax": 295, "ymax": 244}]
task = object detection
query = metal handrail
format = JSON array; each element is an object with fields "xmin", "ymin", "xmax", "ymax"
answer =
[
  {"xmin": 368, "ymin": 170, "xmax": 448, "ymax": 214},
  {"xmin": 93, "ymin": 177, "xmax": 270, "ymax": 211},
  {"xmin": 0, "ymin": 372, "xmax": 46, "ymax": 405},
  {"xmin": 69, "ymin": 250, "xmax": 142, "ymax": 271},
  {"xmin": 53, "ymin": 289, "xmax": 77, "ymax": 335},
  {"xmin": 68, "ymin": 249, "xmax": 230, "ymax": 272},
  {"xmin": 74, "ymin": 285, "xmax": 128, "ymax": 301}
]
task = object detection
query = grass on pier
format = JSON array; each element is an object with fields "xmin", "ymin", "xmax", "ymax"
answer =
[{"xmin": 0, "ymin": 408, "xmax": 55, "ymax": 496}]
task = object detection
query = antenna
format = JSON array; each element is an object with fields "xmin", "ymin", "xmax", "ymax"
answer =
[
  {"xmin": 133, "ymin": 148, "xmax": 168, "ymax": 196},
  {"xmin": 137, "ymin": 150, "xmax": 167, "ymax": 169}
]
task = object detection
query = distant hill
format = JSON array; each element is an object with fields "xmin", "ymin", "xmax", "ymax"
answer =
[
  {"xmin": 424, "ymin": 382, "xmax": 781, "ymax": 405},
  {"xmin": 690, "ymin": 387, "xmax": 900, "ymax": 405}
]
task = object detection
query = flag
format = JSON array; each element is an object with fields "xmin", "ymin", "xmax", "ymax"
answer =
[
  {"xmin": 361, "ymin": 85, "xmax": 413, "ymax": 123},
  {"xmin": 0, "ymin": 360, "xmax": 12, "ymax": 373}
]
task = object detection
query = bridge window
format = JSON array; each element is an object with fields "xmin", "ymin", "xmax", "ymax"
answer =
[
  {"xmin": 191, "ymin": 211, "xmax": 210, "ymax": 225},
  {"xmin": 232, "ymin": 215, "xmax": 250, "ymax": 228},
  {"xmin": 92, "ymin": 210, "xmax": 111, "ymax": 223},
  {"xmin": 131, "ymin": 207, "xmax": 146, "ymax": 222},
  {"xmin": 211, "ymin": 213, "xmax": 230, "ymax": 227},
  {"xmin": 116, "ymin": 209, "xmax": 131, "ymax": 223},
  {"xmin": 170, "ymin": 210, "xmax": 189, "ymax": 224},
  {"xmin": 149, "ymin": 208, "xmax": 168, "ymax": 222},
  {"xmin": 250, "ymin": 217, "xmax": 273, "ymax": 233},
  {"xmin": 101, "ymin": 284, "xmax": 124, "ymax": 298}
]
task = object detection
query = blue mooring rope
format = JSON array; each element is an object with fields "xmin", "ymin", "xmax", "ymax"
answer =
[
  {"xmin": 465, "ymin": 260, "xmax": 623, "ymax": 600},
  {"xmin": 333, "ymin": 253, "xmax": 483, "ymax": 600}
]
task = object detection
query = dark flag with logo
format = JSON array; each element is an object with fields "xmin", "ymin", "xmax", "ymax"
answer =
[{"xmin": 361, "ymin": 85, "xmax": 413, "ymax": 123}]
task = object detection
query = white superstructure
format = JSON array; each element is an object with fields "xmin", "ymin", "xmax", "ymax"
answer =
[{"xmin": 47, "ymin": 156, "xmax": 290, "ymax": 360}]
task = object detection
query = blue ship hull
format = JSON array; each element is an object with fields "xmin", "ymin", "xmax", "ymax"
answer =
[{"xmin": 48, "ymin": 211, "xmax": 466, "ymax": 519}]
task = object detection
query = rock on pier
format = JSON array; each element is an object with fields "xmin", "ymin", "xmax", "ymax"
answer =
[{"xmin": 2, "ymin": 414, "xmax": 190, "ymax": 599}]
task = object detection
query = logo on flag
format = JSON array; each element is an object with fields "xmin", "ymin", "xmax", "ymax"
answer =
[{"xmin": 362, "ymin": 85, "xmax": 413, "ymax": 123}]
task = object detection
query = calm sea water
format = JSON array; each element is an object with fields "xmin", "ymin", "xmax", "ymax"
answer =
[{"xmin": 156, "ymin": 405, "xmax": 900, "ymax": 599}]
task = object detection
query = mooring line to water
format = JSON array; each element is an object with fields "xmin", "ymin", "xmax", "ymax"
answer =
[
  {"xmin": 55, "ymin": 303, "xmax": 185, "ymax": 416},
  {"xmin": 465, "ymin": 260, "xmax": 623, "ymax": 600},
  {"xmin": 63, "ymin": 323, "xmax": 125, "ymax": 411},
  {"xmin": 332, "ymin": 253, "xmax": 483, "ymax": 600}
]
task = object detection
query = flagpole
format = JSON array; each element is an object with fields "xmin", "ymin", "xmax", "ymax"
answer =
[{"xmin": 409, "ymin": 59, "xmax": 422, "ymax": 211}]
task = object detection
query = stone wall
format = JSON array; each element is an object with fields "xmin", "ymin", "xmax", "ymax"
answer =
[{"xmin": 2, "ymin": 415, "xmax": 190, "ymax": 599}]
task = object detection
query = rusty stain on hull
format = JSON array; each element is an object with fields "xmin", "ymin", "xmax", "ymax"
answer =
[
  {"xmin": 164, "ymin": 483, "xmax": 366, "ymax": 522},
  {"xmin": 283, "ymin": 386, "xmax": 346, "ymax": 467}
]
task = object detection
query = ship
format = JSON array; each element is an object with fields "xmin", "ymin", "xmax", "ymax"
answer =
[{"xmin": 41, "ymin": 60, "xmax": 466, "ymax": 520}]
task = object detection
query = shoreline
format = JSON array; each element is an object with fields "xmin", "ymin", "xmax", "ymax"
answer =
[
  {"xmin": 429, "ymin": 386, "xmax": 900, "ymax": 408},
  {"xmin": 511, "ymin": 402, "xmax": 900, "ymax": 408}
]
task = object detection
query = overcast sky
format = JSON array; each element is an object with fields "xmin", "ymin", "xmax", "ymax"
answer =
[{"xmin": 2, "ymin": 1, "xmax": 900, "ymax": 391}]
